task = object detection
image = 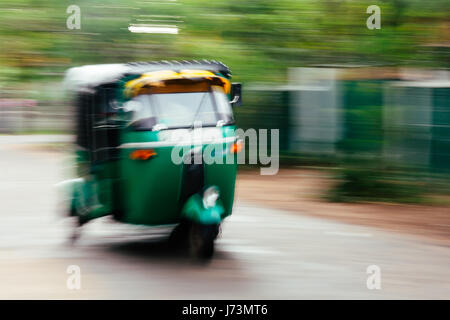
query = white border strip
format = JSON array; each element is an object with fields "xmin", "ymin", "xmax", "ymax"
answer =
[{"xmin": 118, "ymin": 136, "xmax": 236, "ymax": 149}]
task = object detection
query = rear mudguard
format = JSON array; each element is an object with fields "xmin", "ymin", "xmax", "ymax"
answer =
[{"xmin": 181, "ymin": 193, "xmax": 225, "ymax": 225}]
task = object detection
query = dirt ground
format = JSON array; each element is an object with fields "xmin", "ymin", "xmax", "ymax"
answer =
[{"xmin": 236, "ymin": 168, "xmax": 450, "ymax": 247}]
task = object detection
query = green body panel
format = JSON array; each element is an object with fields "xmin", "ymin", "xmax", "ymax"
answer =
[
  {"xmin": 116, "ymin": 125, "xmax": 238, "ymax": 226},
  {"xmin": 70, "ymin": 152, "xmax": 117, "ymax": 221},
  {"xmin": 203, "ymin": 161, "xmax": 237, "ymax": 218},
  {"xmin": 204, "ymin": 125, "xmax": 238, "ymax": 218},
  {"xmin": 119, "ymin": 144, "xmax": 184, "ymax": 225},
  {"xmin": 70, "ymin": 126, "xmax": 238, "ymax": 227}
]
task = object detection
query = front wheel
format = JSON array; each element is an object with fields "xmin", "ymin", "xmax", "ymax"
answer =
[{"xmin": 188, "ymin": 223, "xmax": 219, "ymax": 260}]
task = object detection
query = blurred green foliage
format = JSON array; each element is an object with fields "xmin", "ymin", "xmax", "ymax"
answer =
[
  {"xmin": 338, "ymin": 81, "xmax": 384, "ymax": 155},
  {"xmin": 1, "ymin": 0, "xmax": 449, "ymax": 204},
  {"xmin": 326, "ymin": 163, "xmax": 450, "ymax": 204},
  {"xmin": 0, "ymin": 0, "xmax": 449, "ymax": 87},
  {"xmin": 326, "ymin": 165, "xmax": 425, "ymax": 203}
]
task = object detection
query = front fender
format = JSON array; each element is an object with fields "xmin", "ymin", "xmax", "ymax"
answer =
[{"xmin": 181, "ymin": 193, "xmax": 224, "ymax": 225}]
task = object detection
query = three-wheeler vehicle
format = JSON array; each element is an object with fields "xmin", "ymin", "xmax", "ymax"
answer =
[{"xmin": 63, "ymin": 60, "xmax": 242, "ymax": 259}]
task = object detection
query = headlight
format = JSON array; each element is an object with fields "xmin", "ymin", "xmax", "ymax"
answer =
[{"xmin": 203, "ymin": 186, "xmax": 219, "ymax": 208}]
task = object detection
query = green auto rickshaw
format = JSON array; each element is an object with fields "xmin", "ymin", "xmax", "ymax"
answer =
[{"xmin": 63, "ymin": 60, "xmax": 242, "ymax": 259}]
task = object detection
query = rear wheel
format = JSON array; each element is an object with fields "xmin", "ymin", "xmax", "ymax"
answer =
[
  {"xmin": 68, "ymin": 216, "xmax": 82, "ymax": 245},
  {"xmin": 67, "ymin": 205, "xmax": 89, "ymax": 245}
]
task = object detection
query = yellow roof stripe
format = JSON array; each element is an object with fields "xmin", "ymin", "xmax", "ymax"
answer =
[{"xmin": 125, "ymin": 69, "xmax": 230, "ymax": 97}]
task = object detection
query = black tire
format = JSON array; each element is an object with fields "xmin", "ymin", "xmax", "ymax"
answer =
[
  {"xmin": 67, "ymin": 216, "xmax": 82, "ymax": 245},
  {"xmin": 67, "ymin": 206, "xmax": 87, "ymax": 245},
  {"xmin": 168, "ymin": 221, "xmax": 191, "ymax": 250},
  {"xmin": 188, "ymin": 223, "xmax": 219, "ymax": 260}
]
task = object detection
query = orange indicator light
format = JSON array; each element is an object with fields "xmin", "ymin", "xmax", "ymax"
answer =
[
  {"xmin": 230, "ymin": 140, "xmax": 243, "ymax": 154},
  {"xmin": 130, "ymin": 149, "xmax": 157, "ymax": 160}
]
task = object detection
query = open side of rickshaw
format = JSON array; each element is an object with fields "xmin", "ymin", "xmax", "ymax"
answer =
[{"xmin": 63, "ymin": 60, "xmax": 242, "ymax": 259}]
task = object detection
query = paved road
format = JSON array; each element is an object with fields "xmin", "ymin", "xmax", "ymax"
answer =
[{"xmin": 0, "ymin": 136, "xmax": 449, "ymax": 299}]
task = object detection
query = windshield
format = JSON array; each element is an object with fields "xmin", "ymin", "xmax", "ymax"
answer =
[{"xmin": 126, "ymin": 88, "xmax": 234, "ymax": 130}]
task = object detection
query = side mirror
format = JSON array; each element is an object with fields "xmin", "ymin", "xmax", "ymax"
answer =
[{"xmin": 230, "ymin": 83, "xmax": 242, "ymax": 107}]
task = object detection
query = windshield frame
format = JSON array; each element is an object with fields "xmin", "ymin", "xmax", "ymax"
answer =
[{"xmin": 126, "ymin": 89, "xmax": 235, "ymax": 131}]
